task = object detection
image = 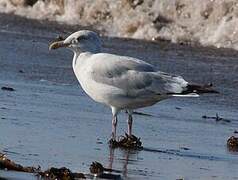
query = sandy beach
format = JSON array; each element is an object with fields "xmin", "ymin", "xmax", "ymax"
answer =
[{"xmin": 0, "ymin": 13, "xmax": 238, "ymax": 179}]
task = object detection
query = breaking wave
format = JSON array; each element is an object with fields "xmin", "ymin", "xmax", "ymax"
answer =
[{"xmin": 1, "ymin": 0, "xmax": 238, "ymax": 50}]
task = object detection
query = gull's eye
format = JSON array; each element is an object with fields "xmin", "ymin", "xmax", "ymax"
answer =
[
  {"xmin": 72, "ymin": 39, "xmax": 78, "ymax": 44},
  {"xmin": 77, "ymin": 35, "xmax": 87, "ymax": 41}
]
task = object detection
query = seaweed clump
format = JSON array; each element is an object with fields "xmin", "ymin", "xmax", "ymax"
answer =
[
  {"xmin": 109, "ymin": 134, "xmax": 142, "ymax": 149},
  {"xmin": 89, "ymin": 161, "xmax": 104, "ymax": 176},
  {"xmin": 39, "ymin": 167, "xmax": 85, "ymax": 180},
  {"xmin": 227, "ymin": 136, "xmax": 238, "ymax": 151},
  {"xmin": 89, "ymin": 161, "xmax": 121, "ymax": 179},
  {"xmin": 0, "ymin": 153, "xmax": 38, "ymax": 173},
  {"xmin": 0, "ymin": 152, "xmax": 85, "ymax": 180}
]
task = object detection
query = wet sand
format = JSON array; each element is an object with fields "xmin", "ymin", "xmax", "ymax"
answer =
[{"xmin": 0, "ymin": 13, "xmax": 238, "ymax": 179}]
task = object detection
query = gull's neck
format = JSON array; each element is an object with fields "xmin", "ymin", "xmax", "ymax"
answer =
[
  {"xmin": 71, "ymin": 44, "xmax": 101, "ymax": 70},
  {"xmin": 72, "ymin": 52, "xmax": 79, "ymax": 70},
  {"xmin": 72, "ymin": 51, "xmax": 94, "ymax": 70}
]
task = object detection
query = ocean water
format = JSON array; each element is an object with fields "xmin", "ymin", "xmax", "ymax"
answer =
[{"xmin": 0, "ymin": 0, "xmax": 238, "ymax": 50}]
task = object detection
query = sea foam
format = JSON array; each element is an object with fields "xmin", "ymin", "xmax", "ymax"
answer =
[{"xmin": 1, "ymin": 0, "xmax": 238, "ymax": 50}]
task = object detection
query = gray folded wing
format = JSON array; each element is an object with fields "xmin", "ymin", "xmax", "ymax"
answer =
[{"xmin": 90, "ymin": 53, "xmax": 188, "ymax": 98}]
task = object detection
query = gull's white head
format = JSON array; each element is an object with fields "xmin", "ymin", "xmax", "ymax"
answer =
[{"xmin": 49, "ymin": 30, "xmax": 101, "ymax": 54}]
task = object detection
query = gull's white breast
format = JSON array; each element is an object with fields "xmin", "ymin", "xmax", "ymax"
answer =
[{"xmin": 72, "ymin": 53, "xmax": 125, "ymax": 107}]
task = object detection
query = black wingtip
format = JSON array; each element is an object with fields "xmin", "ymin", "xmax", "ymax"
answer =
[{"xmin": 185, "ymin": 83, "xmax": 219, "ymax": 94}]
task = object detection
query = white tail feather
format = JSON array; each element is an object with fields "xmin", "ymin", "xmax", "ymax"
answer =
[{"xmin": 171, "ymin": 93, "xmax": 199, "ymax": 97}]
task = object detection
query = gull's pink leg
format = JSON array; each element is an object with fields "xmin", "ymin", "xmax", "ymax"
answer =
[
  {"xmin": 127, "ymin": 114, "xmax": 133, "ymax": 136},
  {"xmin": 112, "ymin": 115, "xmax": 118, "ymax": 140}
]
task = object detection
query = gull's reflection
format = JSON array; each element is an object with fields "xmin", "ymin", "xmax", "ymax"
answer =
[
  {"xmin": 108, "ymin": 147, "xmax": 140, "ymax": 178},
  {"xmin": 108, "ymin": 146, "xmax": 115, "ymax": 170}
]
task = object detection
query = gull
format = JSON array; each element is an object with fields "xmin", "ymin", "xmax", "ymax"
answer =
[{"xmin": 49, "ymin": 30, "xmax": 217, "ymax": 141}]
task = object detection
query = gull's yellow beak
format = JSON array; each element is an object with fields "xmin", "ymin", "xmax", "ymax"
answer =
[{"xmin": 49, "ymin": 40, "xmax": 70, "ymax": 50}]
